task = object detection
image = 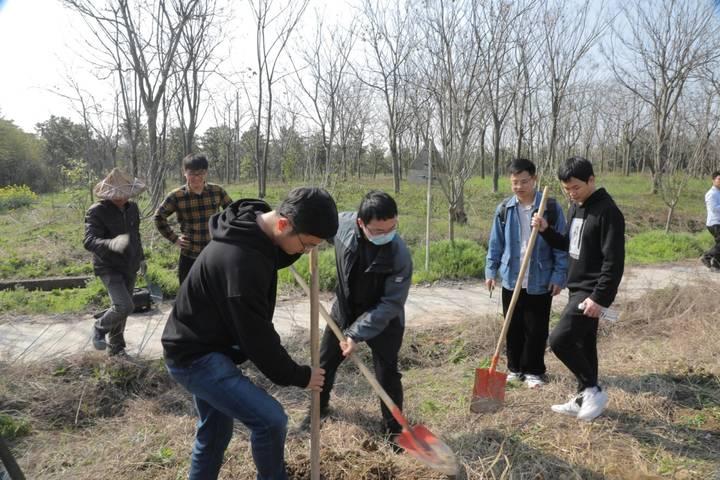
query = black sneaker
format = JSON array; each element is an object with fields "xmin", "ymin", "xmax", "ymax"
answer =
[
  {"xmin": 92, "ymin": 327, "xmax": 107, "ymax": 350},
  {"xmin": 297, "ymin": 405, "xmax": 331, "ymax": 432},
  {"xmin": 711, "ymin": 258, "xmax": 720, "ymax": 272}
]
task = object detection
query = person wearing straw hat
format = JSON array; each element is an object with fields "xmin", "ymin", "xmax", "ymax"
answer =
[
  {"xmin": 485, "ymin": 158, "xmax": 568, "ymax": 389},
  {"xmin": 154, "ymin": 153, "xmax": 233, "ymax": 284},
  {"xmin": 532, "ymin": 157, "xmax": 625, "ymax": 422},
  {"xmin": 83, "ymin": 168, "xmax": 147, "ymax": 356}
]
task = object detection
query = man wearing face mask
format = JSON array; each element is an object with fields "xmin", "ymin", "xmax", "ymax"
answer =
[{"xmin": 299, "ymin": 190, "xmax": 412, "ymax": 445}]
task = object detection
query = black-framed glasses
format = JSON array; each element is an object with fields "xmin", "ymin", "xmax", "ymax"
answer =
[{"xmin": 295, "ymin": 233, "xmax": 314, "ymax": 253}]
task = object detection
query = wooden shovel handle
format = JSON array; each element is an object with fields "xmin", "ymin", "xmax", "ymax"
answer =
[
  {"xmin": 490, "ymin": 186, "xmax": 550, "ymax": 372},
  {"xmin": 309, "ymin": 249, "xmax": 320, "ymax": 480},
  {"xmin": 289, "ymin": 266, "xmax": 410, "ymax": 430}
]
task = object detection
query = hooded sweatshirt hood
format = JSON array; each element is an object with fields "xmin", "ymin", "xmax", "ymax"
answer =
[
  {"xmin": 161, "ymin": 198, "xmax": 310, "ymax": 388},
  {"xmin": 210, "ymin": 199, "xmax": 272, "ymax": 246}
]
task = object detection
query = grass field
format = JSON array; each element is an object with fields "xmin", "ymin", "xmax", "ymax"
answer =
[
  {"xmin": 0, "ymin": 173, "xmax": 714, "ymax": 314},
  {"xmin": 1, "ymin": 282, "xmax": 718, "ymax": 479}
]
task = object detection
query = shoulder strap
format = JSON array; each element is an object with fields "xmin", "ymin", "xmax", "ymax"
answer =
[{"xmin": 499, "ymin": 196, "xmax": 559, "ymax": 227}]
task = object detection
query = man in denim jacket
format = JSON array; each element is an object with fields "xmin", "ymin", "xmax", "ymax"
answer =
[{"xmin": 485, "ymin": 158, "xmax": 568, "ymax": 388}]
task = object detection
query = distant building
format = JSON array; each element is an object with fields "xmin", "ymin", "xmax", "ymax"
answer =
[{"xmin": 408, "ymin": 142, "xmax": 441, "ymax": 184}]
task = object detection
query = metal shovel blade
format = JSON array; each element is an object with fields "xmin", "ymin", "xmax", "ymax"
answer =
[
  {"xmin": 396, "ymin": 424, "xmax": 458, "ymax": 475},
  {"xmin": 470, "ymin": 368, "xmax": 506, "ymax": 414}
]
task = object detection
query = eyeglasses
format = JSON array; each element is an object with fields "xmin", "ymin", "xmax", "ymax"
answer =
[
  {"xmin": 185, "ymin": 170, "xmax": 207, "ymax": 178},
  {"xmin": 295, "ymin": 233, "xmax": 315, "ymax": 253}
]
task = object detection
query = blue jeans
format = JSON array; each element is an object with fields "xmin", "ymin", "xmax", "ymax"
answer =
[{"xmin": 166, "ymin": 352, "xmax": 289, "ymax": 480}]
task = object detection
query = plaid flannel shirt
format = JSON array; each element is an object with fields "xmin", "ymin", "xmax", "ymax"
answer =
[{"xmin": 154, "ymin": 183, "xmax": 233, "ymax": 258}]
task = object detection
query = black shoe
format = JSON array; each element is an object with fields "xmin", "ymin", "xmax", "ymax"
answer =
[
  {"xmin": 387, "ymin": 432, "xmax": 404, "ymax": 454},
  {"xmin": 108, "ymin": 345, "xmax": 126, "ymax": 357},
  {"xmin": 297, "ymin": 405, "xmax": 331, "ymax": 432},
  {"xmin": 92, "ymin": 327, "xmax": 107, "ymax": 350}
]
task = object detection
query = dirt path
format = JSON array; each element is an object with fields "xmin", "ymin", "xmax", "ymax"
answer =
[{"xmin": 1, "ymin": 261, "xmax": 717, "ymax": 362}]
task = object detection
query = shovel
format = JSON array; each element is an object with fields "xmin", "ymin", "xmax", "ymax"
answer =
[
  {"xmin": 471, "ymin": 186, "xmax": 549, "ymax": 414},
  {"xmin": 289, "ymin": 266, "xmax": 458, "ymax": 476}
]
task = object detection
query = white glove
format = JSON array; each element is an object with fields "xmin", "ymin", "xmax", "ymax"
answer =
[{"xmin": 107, "ymin": 233, "xmax": 129, "ymax": 253}]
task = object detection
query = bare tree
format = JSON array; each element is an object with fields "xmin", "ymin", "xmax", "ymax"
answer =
[
  {"xmin": 539, "ymin": 0, "xmax": 606, "ymax": 171},
  {"xmin": 249, "ymin": 0, "xmax": 308, "ymax": 197},
  {"xmin": 174, "ymin": 0, "xmax": 226, "ymax": 160},
  {"xmin": 609, "ymin": 0, "xmax": 720, "ymax": 193},
  {"xmin": 63, "ymin": 0, "xmax": 202, "ymax": 207},
  {"xmin": 475, "ymin": 0, "xmax": 533, "ymax": 192},
  {"xmin": 293, "ymin": 16, "xmax": 357, "ymax": 185},
  {"xmin": 355, "ymin": 0, "xmax": 415, "ymax": 194},
  {"xmin": 417, "ymin": 0, "xmax": 487, "ymax": 241}
]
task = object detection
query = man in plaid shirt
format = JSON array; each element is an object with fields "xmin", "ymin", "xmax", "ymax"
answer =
[{"xmin": 154, "ymin": 153, "xmax": 233, "ymax": 284}]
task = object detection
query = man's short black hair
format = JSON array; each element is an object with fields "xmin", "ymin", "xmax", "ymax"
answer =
[
  {"xmin": 712, "ymin": 171, "xmax": 720, "ymax": 179},
  {"xmin": 357, "ymin": 190, "xmax": 398, "ymax": 224},
  {"xmin": 278, "ymin": 187, "xmax": 338, "ymax": 240},
  {"xmin": 558, "ymin": 156, "xmax": 594, "ymax": 183},
  {"xmin": 509, "ymin": 158, "xmax": 536, "ymax": 176},
  {"xmin": 183, "ymin": 153, "xmax": 209, "ymax": 171}
]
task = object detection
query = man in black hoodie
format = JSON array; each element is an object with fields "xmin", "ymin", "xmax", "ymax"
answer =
[
  {"xmin": 162, "ymin": 187, "xmax": 338, "ymax": 480},
  {"xmin": 532, "ymin": 157, "xmax": 625, "ymax": 422}
]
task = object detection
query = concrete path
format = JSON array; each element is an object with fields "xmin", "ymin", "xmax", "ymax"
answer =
[{"xmin": 0, "ymin": 261, "xmax": 717, "ymax": 362}]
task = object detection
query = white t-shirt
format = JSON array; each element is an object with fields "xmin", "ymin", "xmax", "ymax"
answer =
[{"xmin": 517, "ymin": 202, "xmax": 534, "ymax": 289}]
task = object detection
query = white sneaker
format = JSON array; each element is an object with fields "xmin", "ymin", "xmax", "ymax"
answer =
[
  {"xmin": 577, "ymin": 387, "xmax": 609, "ymax": 421},
  {"xmin": 551, "ymin": 394, "xmax": 582, "ymax": 417},
  {"xmin": 525, "ymin": 374, "xmax": 547, "ymax": 389},
  {"xmin": 507, "ymin": 371, "xmax": 524, "ymax": 382}
]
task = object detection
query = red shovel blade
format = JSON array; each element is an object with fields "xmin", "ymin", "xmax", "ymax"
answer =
[
  {"xmin": 396, "ymin": 424, "xmax": 458, "ymax": 475},
  {"xmin": 470, "ymin": 367, "xmax": 506, "ymax": 413}
]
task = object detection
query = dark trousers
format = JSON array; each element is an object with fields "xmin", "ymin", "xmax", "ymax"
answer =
[
  {"xmin": 502, "ymin": 288, "xmax": 552, "ymax": 375},
  {"xmin": 319, "ymin": 318, "xmax": 404, "ymax": 434},
  {"xmin": 178, "ymin": 254, "xmax": 196, "ymax": 285},
  {"xmin": 549, "ymin": 290, "xmax": 599, "ymax": 392},
  {"xmin": 703, "ymin": 225, "xmax": 720, "ymax": 265}
]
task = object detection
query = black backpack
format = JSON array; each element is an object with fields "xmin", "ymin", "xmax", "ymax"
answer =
[{"xmin": 498, "ymin": 196, "xmax": 559, "ymax": 228}]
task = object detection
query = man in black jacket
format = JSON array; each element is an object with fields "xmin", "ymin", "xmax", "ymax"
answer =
[
  {"xmin": 532, "ymin": 157, "xmax": 625, "ymax": 422},
  {"xmin": 84, "ymin": 168, "xmax": 146, "ymax": 356},
  {"xmin": 300, "ymin": 191, "xmax": 412, "ymax": 443},
  {"xmin": 162, "ymin": 187, "xmax": 338, "ymax": 480}
]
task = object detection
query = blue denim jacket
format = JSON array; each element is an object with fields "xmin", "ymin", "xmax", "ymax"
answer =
[{"xmin": 485, "ymin": 192, "xmax": 568, "ymax": 294}]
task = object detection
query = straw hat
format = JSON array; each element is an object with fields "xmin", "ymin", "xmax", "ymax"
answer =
[{"xmin": 93, "ymin": 168, "xmax": 147, "ymax": 200}]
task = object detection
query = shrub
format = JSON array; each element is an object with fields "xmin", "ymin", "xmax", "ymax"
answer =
[
  {"xmin": 0, "ymin": 413, "xmax": 31, "ymax": 440},
  {"xmin": 626, "ymin": 230, "xmax": 709, "ymax": 265},
  {"xmin": 412, "ymin": 239, "xmax": 486, "ymax": 283},
  {"xmin": 0, "ymin": 184, "xmax": 37, "ymax": 211}
]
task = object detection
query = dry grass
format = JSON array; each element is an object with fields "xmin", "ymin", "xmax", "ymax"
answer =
[{"xmin": 2, "ymin": 284, "xmax": 720, "ymax": 479}]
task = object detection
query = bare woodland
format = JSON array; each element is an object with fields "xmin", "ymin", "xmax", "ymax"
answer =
[{"xmin": 27, "ymin": 0, "xmax": 720, "ymax": 232}]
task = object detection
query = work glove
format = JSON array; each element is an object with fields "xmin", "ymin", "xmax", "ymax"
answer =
[
  {"xmin": 138, "ymin": 260, "xmax": 147, "ymax": 276},
  {"xmin": 107, "ymin": 233, "xmax": 129, "ymax": 253}
]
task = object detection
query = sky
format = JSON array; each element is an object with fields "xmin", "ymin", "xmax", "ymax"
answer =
[
  {"xmin": 0, "ymin": 0, "xmax": 89, "ymax": 132},
  {"xmin": 0, "ymin": 0, "xmax": 349, "ymax": 134}
]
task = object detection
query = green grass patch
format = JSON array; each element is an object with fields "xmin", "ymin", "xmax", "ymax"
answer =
[
  {"xmin": 0, "ymin": 413, "xmax": 31, "ymax": 440},
  {"xmin": 0, "ymin": 277, "xmax": 106, "ymax": 315},
  {"xmin": 412, "ymin": 239, "xmax": 486, "ymax": 283},
  {"xmin": 626, "ymin": 230, "xmax": 712, "ymax": 265}
]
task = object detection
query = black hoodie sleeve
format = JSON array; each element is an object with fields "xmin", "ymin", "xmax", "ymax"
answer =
[
  {"xmin": 589, "ymin": 205, "xmax": 625, "ymax": 307},
  {"xmin": 539, "ymin": 203, "xmax": 574, "ymax": 251},
  {"xmin": 221, "ymin": 259, "xmax": 311, "ymax": 388}
]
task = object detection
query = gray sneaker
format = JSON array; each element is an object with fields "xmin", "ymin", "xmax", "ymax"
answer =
[
  {"xmin": 92, "ymin": 326, "xmax": 107, "ymax": 350},
  {"xmin": 506, "ymin": 371, "xmax": 524, "ymax": 382}
]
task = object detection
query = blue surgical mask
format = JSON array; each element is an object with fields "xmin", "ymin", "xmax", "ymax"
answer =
[{"xmin": 367, "ymin": 230, "xmax": 396, "ymax": 246}]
